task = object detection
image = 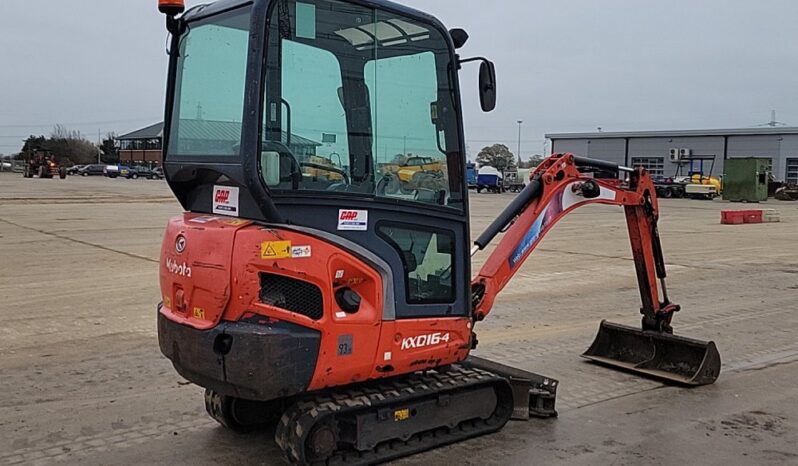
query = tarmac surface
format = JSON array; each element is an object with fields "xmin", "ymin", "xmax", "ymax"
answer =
[{"xmin": 1, "ymin": 172, "xmax": 797, "ymax": 465}]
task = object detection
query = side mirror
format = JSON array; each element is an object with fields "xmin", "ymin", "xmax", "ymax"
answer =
[{"xmin": 479, "ymin": 60, "xmax": 497, "ymax": 112}]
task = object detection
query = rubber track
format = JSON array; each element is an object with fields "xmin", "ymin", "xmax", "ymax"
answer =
[{"xmin": 275, "ymin": 365, "xmax": 512, "ymax": 465}]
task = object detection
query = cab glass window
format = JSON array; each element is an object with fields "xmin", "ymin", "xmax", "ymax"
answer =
[
  {"xmin": 168, "ymin": 8, "xmax": 251, "ymax": 157},
  {"xmin": 262, "ymin": 0, "xmax": 464, "ymax": 209},
  {"xmin": 365, "ymin": 49, "xmax": 448, "ymax": 201},
  {"xmin": 378, "ymin": 224, "xmax": 455, "ymax": 304}
]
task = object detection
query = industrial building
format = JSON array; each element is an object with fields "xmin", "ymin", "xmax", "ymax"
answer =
[
  {"xmin": 116, "ymin": 121, "xmax": 320, "ymax": 165},
  {"xmin": 546, "ymin": 127, "xmax": 798, "ymax": 184},
  {"xmin": 117, "ymin": 122, "xmax": 164, "ymax": 164}
]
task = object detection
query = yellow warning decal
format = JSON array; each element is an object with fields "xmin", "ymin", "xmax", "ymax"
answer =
[
  {"xmin": 192, "ymin": 307, "xmax": 206, "ymax": 320},
  {"xmin": 394, "ymin": 408, "xmax": 410, "ymax": 422},
  {"xmin": 261, "ymin": 240, "xmax": 292, "ymax": 259}
]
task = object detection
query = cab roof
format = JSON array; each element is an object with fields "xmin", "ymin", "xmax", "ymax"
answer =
[{"xmin": 182, "ymin": 0, "xmax": 444, "ymax": 33}]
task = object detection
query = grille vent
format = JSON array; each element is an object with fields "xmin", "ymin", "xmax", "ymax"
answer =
[{"xmin": 259, "ymin": 273, "xmax": 324, "ymax": 320}]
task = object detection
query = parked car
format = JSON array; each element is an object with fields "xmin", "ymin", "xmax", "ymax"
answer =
[
  {"xmin": 126, "ymin": 166, "xmax": 162, "ymax": 180},
  {"xmin": 78, "ymin": 164, "xmax": 107, "ymax": 176},
  {"xmin": 105, "ymin": 165, "xmax": 131, "ymax": 178},
  {"xmin": 153, "ymin": 167, "xmax": 164, "ymax": 178},
  {"xmin": 67, "ymin": 165, "xmax": 85, "ymax": 175}
]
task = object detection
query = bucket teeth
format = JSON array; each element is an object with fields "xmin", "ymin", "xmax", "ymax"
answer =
[{"xmin": 582, "ymin": 320, "xmax": 721, "ymax": 386}]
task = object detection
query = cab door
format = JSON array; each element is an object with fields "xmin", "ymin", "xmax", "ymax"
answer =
[{"xmin": 261, "ymin": 0, "xmax": 471, "ymax": 321}]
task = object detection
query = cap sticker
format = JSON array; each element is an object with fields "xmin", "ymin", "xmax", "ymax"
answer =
[
  {"xmin": 213, "ymin": 185, "xmax": 240, "ymax": 217},
  {"xmin": 338, "ymin": 209, "xmax": 368, "ymax": 231}
]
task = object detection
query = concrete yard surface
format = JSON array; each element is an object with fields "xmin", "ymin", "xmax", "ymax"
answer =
[{"xmin": 1, "ymin": 172, "xmax": 797, "ymax": 465}]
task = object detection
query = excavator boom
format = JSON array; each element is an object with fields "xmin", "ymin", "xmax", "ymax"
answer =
[{"xmin": 470, "ymin": 153, "xmax": 721, "ymax": 385}]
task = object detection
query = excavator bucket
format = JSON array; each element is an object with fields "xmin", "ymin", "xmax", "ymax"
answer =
[{"xmin": 582, "ymin": 320, "xmax": 721, "ymax": 386}]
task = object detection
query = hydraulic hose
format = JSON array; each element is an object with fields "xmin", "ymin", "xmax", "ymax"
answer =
[
  {"xmin": 473, "ymin": 178, "xmax": 542, "ymax": 251},
  {"xmin": 472, "ymin": 155, "xmax": 633, "ymax": 253},
  {"xmin": 573, "ymin": 156, "xmax": 633, "ymax": 173}
]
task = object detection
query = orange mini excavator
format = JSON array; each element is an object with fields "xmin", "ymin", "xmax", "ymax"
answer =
[{"xmin": 155, "ymin": 0, "xmax": 721, "ymax": 463}]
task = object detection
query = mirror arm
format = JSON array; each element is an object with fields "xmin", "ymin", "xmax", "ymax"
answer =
[{"xmin": 458, "ymin": 56, "xmax": 489, "ymax": 66}]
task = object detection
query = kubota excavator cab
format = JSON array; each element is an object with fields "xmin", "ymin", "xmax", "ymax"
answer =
[{"xmin": 159, "ymin": 0, "xmax": 486, "ymax": 325}]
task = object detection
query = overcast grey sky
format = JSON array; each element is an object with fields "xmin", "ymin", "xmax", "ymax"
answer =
[{"xmin": 1, "ymin": 0, "xmax": 797, "ymax": 158}]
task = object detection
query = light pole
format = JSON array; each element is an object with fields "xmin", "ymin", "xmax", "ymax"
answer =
[{"xmin": 516, "ymin": 120, "xmax": 523, "ymax": 165}]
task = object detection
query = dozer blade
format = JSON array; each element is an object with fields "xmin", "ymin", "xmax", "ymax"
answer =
[
  {"xmin": 462, "ymin": 355, "xmax": 558, "ymax": 419},
  {"xmin": 582, "ymin": 320, "xmax": 721, "ymax": 386}
]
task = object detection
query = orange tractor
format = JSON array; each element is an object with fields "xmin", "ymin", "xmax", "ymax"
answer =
[
  {"xmin": 155, "ymin": 1, "xmax": 720, "ymax": 464},
  {"xmin": 22, "ymin": 150, "xmax": 66, "ymax": 179}
]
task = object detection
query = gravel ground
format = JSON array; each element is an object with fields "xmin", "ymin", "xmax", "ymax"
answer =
[{"xmin": 1, "ymin": 172, "xmax": 797, "ymax": 465}]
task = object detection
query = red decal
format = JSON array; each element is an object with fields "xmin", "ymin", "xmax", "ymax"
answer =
[
  {"xmin": 340, "ymin": 211, "xmax": 358, "ymax": 221},
  {"xmin": 215, "ymin": 190, "xmax": 230, "ymax": 204}
]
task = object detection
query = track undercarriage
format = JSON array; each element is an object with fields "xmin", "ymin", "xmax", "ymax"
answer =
[{"xmin": 205, "ymin": 359, "xmax": 558, "ymax": 465}]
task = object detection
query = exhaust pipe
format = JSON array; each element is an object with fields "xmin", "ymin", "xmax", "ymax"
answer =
[{"xmin": 582, "ymin": 320, "xmax": 721, "ymax": 386}]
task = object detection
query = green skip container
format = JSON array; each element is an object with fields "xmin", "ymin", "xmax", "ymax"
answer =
[{"xmin": 723, "ymin": 158, "xmax": 770, "ymax": 202}]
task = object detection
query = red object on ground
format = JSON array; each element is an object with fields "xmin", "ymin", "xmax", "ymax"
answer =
[
  {"xmin": 721, "ymin": 211, "xmax": 742, "ymax": 224},
  {"xmin": 743, "ymin": 210, "xmax": 764, "ymax": 223},
  {"xmin": 721, "ymin": 210, "xmax": 764, "ymax": 225}
]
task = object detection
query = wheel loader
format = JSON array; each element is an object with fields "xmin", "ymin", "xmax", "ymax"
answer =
[{"xmin": 155, "ymin": 1, "xmax": 721, "ymax": 464}]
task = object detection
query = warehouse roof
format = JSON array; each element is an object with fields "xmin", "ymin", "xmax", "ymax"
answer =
[
  {"xmin": 546, "ymin": 127, "xmax": 798, "ymax": 140},
  {"xmin": 118, "ymin": 122, "xmax": 163, "ymax": 140}
]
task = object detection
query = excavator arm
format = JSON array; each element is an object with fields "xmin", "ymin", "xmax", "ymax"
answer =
[
  {"xmin": 471, "ymin": 153, "xmax": 676, "ymax": 329},
  {"xmin": 469, "ymin": 153, "xmax": 720, "ymax": 385}
]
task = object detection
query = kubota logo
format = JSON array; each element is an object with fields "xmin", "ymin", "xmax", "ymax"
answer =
[
  {"xmin": 215, "ymin": 189, "xmax": 231, "ymax": 204},
  {"xmin": 175, "ymin": 235, "xmax": 186, "ymax": 253},
  {"xmin": 165, "ymin": 257, "xmax": 192, "ymax": 277}
]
